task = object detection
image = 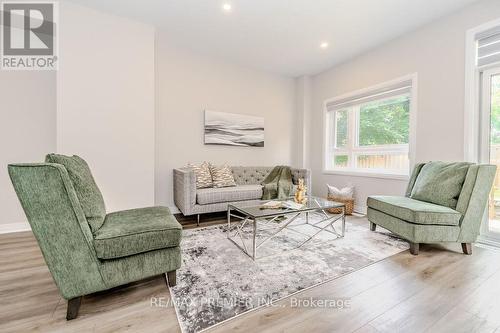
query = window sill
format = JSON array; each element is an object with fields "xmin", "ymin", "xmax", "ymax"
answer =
[{"xmin": 322, "ymin": 169, "xmax": 409, "ymax": 181}]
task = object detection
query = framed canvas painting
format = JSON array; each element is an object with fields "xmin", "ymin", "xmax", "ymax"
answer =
[{"xmin": 204, "ymin": 110, "xmax": 264, "ymax": 147}]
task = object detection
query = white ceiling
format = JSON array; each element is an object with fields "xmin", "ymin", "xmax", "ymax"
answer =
[{"xmin": 67, "ymin": 0, "xmax": 480, "ymax": 77}]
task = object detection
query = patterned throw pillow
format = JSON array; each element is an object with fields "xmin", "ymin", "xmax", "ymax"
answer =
[
  {"xmin": 187, "ymin": 162, "xmax": 213, "ymax": 189},
  {"xmin": 209, "ymin": 164, "xmax": 236, "ymax": 188},
  {"xmin": 326, "ymin": 184, "xmax": 354, "ymax": 199}
]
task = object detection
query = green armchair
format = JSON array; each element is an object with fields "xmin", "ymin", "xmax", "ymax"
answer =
[
  {"xmin": 367, "ymin": 161, "xmax": 497, "ymax": 255},
  {"xmin": 8, "ymin": 154, "xmax": 182, "ymax": 320}
]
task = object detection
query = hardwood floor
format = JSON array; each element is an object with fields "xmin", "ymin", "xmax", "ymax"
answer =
[{"xmin": 2, "ymin": 218, "xmax": 500, "ymax": 333}]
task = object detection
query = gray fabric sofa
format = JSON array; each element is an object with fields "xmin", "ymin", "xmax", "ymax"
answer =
[{"xmin": 174, "ymin": 166, "xmax": 311, "ymax": 224}]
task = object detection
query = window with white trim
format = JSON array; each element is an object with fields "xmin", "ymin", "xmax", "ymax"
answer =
[{"xmin": 324, "ymin": 78, "xmax": 413, "ymax": 176}]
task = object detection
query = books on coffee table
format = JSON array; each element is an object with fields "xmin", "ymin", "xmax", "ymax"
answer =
[{"xmin": 260, "ymin": 200, "xmax": 304, "ymax": 210}]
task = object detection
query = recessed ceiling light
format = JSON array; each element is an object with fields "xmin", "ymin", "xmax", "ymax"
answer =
[
  {"xmin": 320, "ymin": 42, "xmax": 329, "ymax": 49},
  {"xmin": 222, "ymin": 3, "xmax": 232, "ymax": 12}
]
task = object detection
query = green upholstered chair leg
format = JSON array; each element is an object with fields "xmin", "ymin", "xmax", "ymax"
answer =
[
  {"xmin": 462, "ymin": 243, "xmax": 472, "ymax": 255},
  {"xmin": 166, "ymin": 270, "xmax": 177, "ymax": 287},
  {"xmin": 409, "ymin": 242, "xmax": 419, "ymax": 255},
  {"xmin": 66, "ymin": 297, "xmax": 82, "ymax": 320},
  {"xmin": 370, "ymin": 222, "xmax": 376, "ymax": 231}
]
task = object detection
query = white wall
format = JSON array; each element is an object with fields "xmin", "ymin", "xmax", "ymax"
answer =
[
  {"xmin": 6, "ymin": 0, "xmax": 497, "ymax": 230},
  {"xmin": 57, "ymin": 2, "xmax": 155, "ymax": 212},
  {"xmin": 155, "ymin": 38, "xmax": 296, "ymax": 210},
  {"xmin": 295, "ymin": 76, "xmax": 312, "ymax": 169},
  {"xmin": 0, "ymin": 71, "xmax": 56, "ymax": 231},
  {"xmin": 309, "ymin": 0, "xmax": 500, "ymax": 212}
]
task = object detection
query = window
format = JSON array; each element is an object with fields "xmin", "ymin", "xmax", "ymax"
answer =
[
  {"xmin": 465, "ymin": 20, "xmax": 500, "ymax": 245},
  {"xmin": 324, "ymin": 77, "xmax": 415, "ymax": 177},
  {"xmin": 476, "ymin": 25, "xmax": 500, "ymax": 67}
]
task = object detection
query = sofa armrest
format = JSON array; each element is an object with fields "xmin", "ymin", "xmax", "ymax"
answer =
[
  {"xmin": 457, "ymin": 164, "xmax": 497, "ymax": 242},
  {"xmin": 173, "ymin": 168, "xmax": 196, "ymax": 215},
  {"xmin": 405, "ymin": 163, "xmax": 426, "ymax": 197}
]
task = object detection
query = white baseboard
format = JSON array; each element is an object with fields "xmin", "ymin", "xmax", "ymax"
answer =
[
  {"xmin": 477, "ymin": 235, "xmax": 500, "ymax": 249},
  {"xmin": 354, "ymin": 204, "xmax": 367, "ymax": 215},
  {"xmin": 169, "ymin": 206, "xmax": 181, "ymax": 214},
  {"xmin": 0, "ymin": 221, "xmax": 31, "ymax": 234}
]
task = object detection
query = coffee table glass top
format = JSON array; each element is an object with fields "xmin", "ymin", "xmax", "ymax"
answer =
[{"xmin": 228, "ymin": 196, "xmax": 344, "ymax": 219}]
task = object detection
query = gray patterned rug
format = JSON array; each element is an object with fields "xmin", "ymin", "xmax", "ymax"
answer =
[{"xmin": 169, "ymin": 214, "xmax": 408, "ymax": 333}]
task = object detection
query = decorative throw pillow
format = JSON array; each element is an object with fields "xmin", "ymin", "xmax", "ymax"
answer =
[
  {"xmin": 187, "ymin": 162, "xmax": 213, "ymax": 189},
  {"xmin": 209, "ymin": 164, "xmax": 236, "ymax": 188},
  {"xmin": 327, "ymin": 184, "xmax": 354, "ymax": 199},
  {"xmin": 410, "ymin": 161, "xmax": 471, "ymax": 209},
  {"xmin": 45, "ymin": 154, "xmax": 106, "ymax": 233}
]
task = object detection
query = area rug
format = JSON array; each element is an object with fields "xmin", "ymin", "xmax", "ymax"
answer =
[{"xmin": 169, "ymin": 214, "xmax": 408, "ymax": 333}]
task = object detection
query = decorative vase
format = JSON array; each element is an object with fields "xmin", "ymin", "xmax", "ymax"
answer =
[{"xmin": 294, "ymin": 178, "xmax": 308, "ymax": 204}]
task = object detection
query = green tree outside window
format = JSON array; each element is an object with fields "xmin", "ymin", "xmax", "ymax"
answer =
[{"xmin": 359, "ymin": 96, "xmax": 409, "ymax": 146}]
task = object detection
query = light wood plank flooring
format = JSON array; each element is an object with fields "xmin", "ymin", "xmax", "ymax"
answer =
[{"xmin": 2, "ymin": 217, "xmax": 500, "ymax": 333}]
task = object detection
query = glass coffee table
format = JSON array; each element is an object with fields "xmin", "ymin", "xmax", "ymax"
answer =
[{"xmin": 226, "ymin": 196, "xmax": 345, "ymax": 260}]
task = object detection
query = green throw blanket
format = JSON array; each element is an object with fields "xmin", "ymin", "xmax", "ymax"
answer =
[{"xmin": 262, "ymin": 166, "xmax": 293, "ymax": 200}]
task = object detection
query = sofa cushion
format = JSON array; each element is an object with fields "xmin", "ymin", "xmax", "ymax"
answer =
[
  {"xmin": 232, "ymin": 167, "xmax": 273, "ymax": 185},
  {"xmin": 410, "ymin": 161, "xmax": 470, "ymax": 209},
  {"xmin": 197, "ymin": 185, "xmax": 262, "ymax": 205},
  {"xmin": 94, "ymin": 206, "xmax": 182, "ymax": 260},
  {"xmin": 367, "ymin": 195, "xmax": 461, "ymax": 226},
  {"xmin": 45, "ymin": 154, "xmax": 106, "ymax": 233}
]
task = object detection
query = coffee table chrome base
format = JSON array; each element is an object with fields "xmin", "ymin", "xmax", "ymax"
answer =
[{"xmin": 227, "ymin": 206, "xmax": 345, "ymax": 260}]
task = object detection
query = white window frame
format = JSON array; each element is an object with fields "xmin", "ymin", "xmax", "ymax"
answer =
[
  {"xmin": 464, "ymin": 18, "xmax": 500, "ymax": 247},
  {"xmin": 464, "ymin": 17, "xmax": 500, "ymax": 162},
  {"xmin": 479, "ymin": 67, "xmax": 500, "ymax": 245},
  {"xmin": 322, "ymin": 74, "xmax": 418, "ymax": 180}
]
